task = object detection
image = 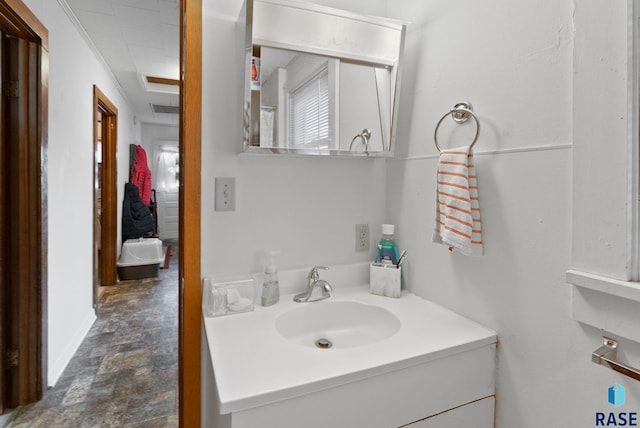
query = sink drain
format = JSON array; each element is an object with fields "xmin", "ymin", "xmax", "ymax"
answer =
[{"xmin": 315, "ymin": 338, "xmax": 333, "ymax": 349}]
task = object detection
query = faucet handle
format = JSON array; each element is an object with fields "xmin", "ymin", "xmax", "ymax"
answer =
[{"xmin": 308, "ymin": 266, "xmax": 329, "ymax": 280}]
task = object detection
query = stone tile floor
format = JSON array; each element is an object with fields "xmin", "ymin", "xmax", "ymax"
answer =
[{"xmin": 2, "ymin": 241, "xmax": 179, "ymax": 428}]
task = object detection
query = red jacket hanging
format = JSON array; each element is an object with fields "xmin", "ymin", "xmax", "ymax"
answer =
[{"xmin": 131, "ymin": 145, "xmax": 152, "ymax": 205}]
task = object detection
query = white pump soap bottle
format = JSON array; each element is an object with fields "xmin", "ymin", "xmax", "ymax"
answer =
[{"xmin": 261, "ymin": 250, "xmax": 280, "ymax": 306}]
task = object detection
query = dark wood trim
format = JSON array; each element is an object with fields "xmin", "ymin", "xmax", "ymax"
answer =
[
  {"xmin": 0, "ymin": 30, "xmax": 5, "ymax": 415},
  {"xmin": 0, "ymin": 0, "xmax": 47, "ymax": 50},
  {"xmin": 0, "ymin": 2, "xmax": 48, "ymax": 410},
  {"xmin": 38, "ymin": 38, "xmax": 48, "ymax": 401},
  {"xmin": 146, "ymin": 75, "xmax": 180, "ymax": 86},
  {"xmin": 179, "ymin": 0, "xmax": 202, "ymax": 425},
  {"xmin": 93, "ymin": 86, "xmax": 118, "ymax": 287},
  {"xmin": 0, "ymin": 0, "xmax": 47, "ymax": 405}
]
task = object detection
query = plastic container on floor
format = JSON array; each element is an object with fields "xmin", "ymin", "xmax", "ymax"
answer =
[{"xmin": 117, "ymin": 238, "xmax": 164, "ymax": 280}]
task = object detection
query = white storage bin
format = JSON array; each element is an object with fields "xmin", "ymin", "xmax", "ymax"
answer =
[
  {"xmin": 370, "ymin": 263, "xmax": 402, "ymax": 298},
  {"xmin": 117, "ymin": 238, "xmax": 164, "ymax": 280},
  {"xmin": 202, "ymin": 277, "xmax": 255, "ymax": 317}
]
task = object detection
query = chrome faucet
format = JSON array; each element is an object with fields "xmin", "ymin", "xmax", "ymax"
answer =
[{"xmin": 293, "ymin": 266, "xmax": 332, "ymax": 302}]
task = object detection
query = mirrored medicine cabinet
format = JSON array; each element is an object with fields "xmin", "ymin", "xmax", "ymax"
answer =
[{"xmin": 240, "ymin": 0, "xmax": 406, "ymax": 157}]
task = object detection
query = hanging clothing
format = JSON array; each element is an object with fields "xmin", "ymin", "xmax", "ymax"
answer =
[
  {"xmin": 131, "ymin": 145, "xmax": 152, "ymax": 205},
  {"xmin": 122, "ymin": 182, "xmax": 154, "ymax": 242}
]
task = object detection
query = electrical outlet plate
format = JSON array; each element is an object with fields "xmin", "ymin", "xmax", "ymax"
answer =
[
  {"xmin": 355, "ymin": 224, "xmax": 369, "ymax": 251},
  {"xmin": 215, "ymin": 177, "xmax": 235, "ymax": 211}
]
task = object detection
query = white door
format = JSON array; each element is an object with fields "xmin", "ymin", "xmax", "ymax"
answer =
[
  {"xmin": 153, "ymin": 143, "xmax": 179, "ymax": 240},
  {"xmin": 157, "ymin": 190, "xmax": 179, "ymax": 240}
]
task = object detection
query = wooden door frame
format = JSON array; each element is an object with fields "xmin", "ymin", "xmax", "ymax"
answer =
[
  {"xmin": 0, "ymin": 0, "xmax": 48, "ymax": 412},
  {"xmin": 93, "ymin": 86, "xmax": 118, "ymax": 289},
  {"xmin": 179, "ymin": 0, "xmax": 201, "ymax": 425}
]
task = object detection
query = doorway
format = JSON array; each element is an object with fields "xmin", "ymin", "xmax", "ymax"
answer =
[
  {"xmin": 92, "ymin": 86, "xmax": 118, "ymax": 305},
  {"xmin": 0, "ymin": 0, "xmax": 49, "ymax": 413}
]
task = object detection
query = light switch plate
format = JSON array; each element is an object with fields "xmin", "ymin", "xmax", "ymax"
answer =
[{"xmin": 215, "ymin": 177, "xmax": 236, "ymax": 211}]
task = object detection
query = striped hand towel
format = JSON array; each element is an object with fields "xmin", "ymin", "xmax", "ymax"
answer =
[{"xmin": 432, "ymin": 145, "xmax": 483, "ymax": 256}]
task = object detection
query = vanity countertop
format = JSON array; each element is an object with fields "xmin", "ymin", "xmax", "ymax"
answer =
[{"xmin": 203, "ymin": 285, "xmax": 497, "ymax": 414}]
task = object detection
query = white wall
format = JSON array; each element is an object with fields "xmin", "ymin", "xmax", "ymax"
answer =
[
  {"xmin": 23, "ymin": 0, "xmax": 140, "ymax": 385},
  {"xmin": 386, "ymin": 0, "xmax": 640, "ymax": 427},
  {"xmin": 202, "ymin": 0, "xmax": 388, "ymax": 279}
]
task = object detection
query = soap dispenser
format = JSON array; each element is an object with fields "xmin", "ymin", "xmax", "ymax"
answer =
[{"xmin": 261, "ymin": 250, "xmax": 280, "ymax": 306}]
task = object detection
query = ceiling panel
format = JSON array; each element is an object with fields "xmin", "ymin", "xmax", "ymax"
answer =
[
  {"xmin": 66, "ymin": 0, "xmax": 114, "ymax": 15},
  {"xmin": 74, "ymin": 9, "xmax": 120, "ymax": 33},
  {"xmin": 121, "ymin": 27, "xmax": 166, "ymax": 50},
  {"xmin": 66, "ymin": 0, "xmax": 180, "ymax": 126},
  {"xmin": 111, "ymin": 0, "xmax": 165, "ymax": 12},
  {"xmin": 159, "ymin": 0, "xmax": 179, "ymax": 25},
  {"xmin": 112, "ymin": 4, "xmax": 162, "ymax": 32},
  {"xmin": 99, "ymin": 47, "xmax": 137, "ymax": 72}
]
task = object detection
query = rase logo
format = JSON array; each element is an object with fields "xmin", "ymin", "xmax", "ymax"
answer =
[
  {"xmin": 610, "ymin": 384, "xmax": 627, "ymax": 408},
  {"xmin": 596, "ymin": 383, "xmax": 638, "ymax": 426}
]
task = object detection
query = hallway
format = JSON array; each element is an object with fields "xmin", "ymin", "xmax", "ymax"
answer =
[{"xmin": 3, "ymin": 241, "xmax": 179, "ymax": 428}]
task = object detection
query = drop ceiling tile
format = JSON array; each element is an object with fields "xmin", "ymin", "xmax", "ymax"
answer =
[
  {"xmin": 111, "ymin": 0, "xmax": 161, "ymax": 12},
  {"xmin": 161, "ymin": 23, "xmax": 179, "ymax": 50},
  {"xmin": 129, "ymin": 45, "xmax": 163, "ymax": 61},
  {"xmin": 75, "ymin": 9, "xmax": 120, "ymax": 34},
  {"xmin": 156, "ymin": 60, "xmax": 179, "ymax": 78},
  {"xmin": 112, "ymin": 4, "xmax": 161, "ymax": 31},
  {"xmin": 87, "ymin": 30, "xmax": 126, "ymax": 51},
  {"xmin": 121, "ymin": 27, "xmax": 165, "ymax": 50},
  {"xmin": 159, "ymin": 0, "xmax": 179, "ymax": 25},
  {"xmin": 66, "ymin": 0, "xmax": 180, "ymax": 127},
  {"xmin": 66, "ymin": 0, "xmax": 114, "ymax": 15},
  {"xmin": 99, "ymin": 47, "xmax": 136, "ymax": 72}
]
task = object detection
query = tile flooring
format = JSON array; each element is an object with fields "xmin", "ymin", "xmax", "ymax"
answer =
[{"xmin": 3, "ymin": 241, "xmax": 179, "ymax": 428}]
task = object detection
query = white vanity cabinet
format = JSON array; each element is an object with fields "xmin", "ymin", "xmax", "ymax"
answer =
[
  {"xmin": 204, "ymin": 341, "xmax": 495, "ymax": 428},
  {"xmin": 202, "ymin": 285, "xmax": 497, "ymax": 428},
  {"xmin": 408, "ymin": 396, "xmax": 495, "ymax": 428}
]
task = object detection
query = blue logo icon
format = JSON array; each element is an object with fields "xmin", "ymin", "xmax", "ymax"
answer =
[{"xmin": 609, "ymin": 383, "xmax": 626, "ymax": 408}]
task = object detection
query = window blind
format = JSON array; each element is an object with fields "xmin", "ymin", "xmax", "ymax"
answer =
[{"xmin": 288, "ymin": 66, "xmax": 330, "ymax": 149}]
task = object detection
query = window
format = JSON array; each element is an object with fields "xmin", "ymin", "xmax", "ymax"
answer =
[
  {"xmin": 287, "ymin": 65, "xmax": 330, "ymax": 149},
  {"xmin": 156, "ymin": 146, "xmax": 179, "ymax": 192}
]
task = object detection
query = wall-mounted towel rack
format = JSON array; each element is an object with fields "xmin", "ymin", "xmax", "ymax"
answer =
[
  {"xmin": 434, "ymin": 101, "xmax": 480, "ymax": 152},
  {"xmin": 349, "ymin": 128, "xmax": 372, "ymax": 152},
  {"xmin": 592, "ymin": 336, "xmax": 640, "ymax": 382}
]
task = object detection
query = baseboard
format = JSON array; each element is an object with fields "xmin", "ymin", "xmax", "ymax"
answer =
[{"xmin": 47, "ymin": 309, "xmax": 97, "ymax": 387}]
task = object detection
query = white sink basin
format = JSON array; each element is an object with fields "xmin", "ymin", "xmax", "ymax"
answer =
[{"xmin": 274, "ymin": 300, "xmax": 401, "ymax": 348}]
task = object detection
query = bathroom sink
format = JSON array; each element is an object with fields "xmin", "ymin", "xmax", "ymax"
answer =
[{"xmin": 274, "ymin": 300, "xmax": 401, "ymax": 348}]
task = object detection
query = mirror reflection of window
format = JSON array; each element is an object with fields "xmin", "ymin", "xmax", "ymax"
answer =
[
  {"xmin": 288, "ymin": 65, "xmax": 330, "ymax": 149},
  {"xmin": 157, "ymin": 146, "xmax": 179, "ymax": 192}
]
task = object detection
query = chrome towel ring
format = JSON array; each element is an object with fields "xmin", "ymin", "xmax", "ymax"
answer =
[
  {"xmin": 349, "ymin": 128, "xmax": 372, "ymax": 152},
  {"xmin": 434, "ymin": 102, "xmax": 480, "ymax": 152}
]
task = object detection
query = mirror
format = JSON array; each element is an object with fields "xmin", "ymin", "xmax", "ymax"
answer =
[{"xmin": 241, "ymin": 0, "xmax": 406, "ymax": 156}]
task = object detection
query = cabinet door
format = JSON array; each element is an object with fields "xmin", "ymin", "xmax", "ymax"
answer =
[{"xmin": 408, "ymin": 396, "xmax": 494, "ymax": 428}]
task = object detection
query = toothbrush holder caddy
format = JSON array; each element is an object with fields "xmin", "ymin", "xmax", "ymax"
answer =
[{"xmin": 369, "ymin": 263, "xmax": 401, "ymax": 298}]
